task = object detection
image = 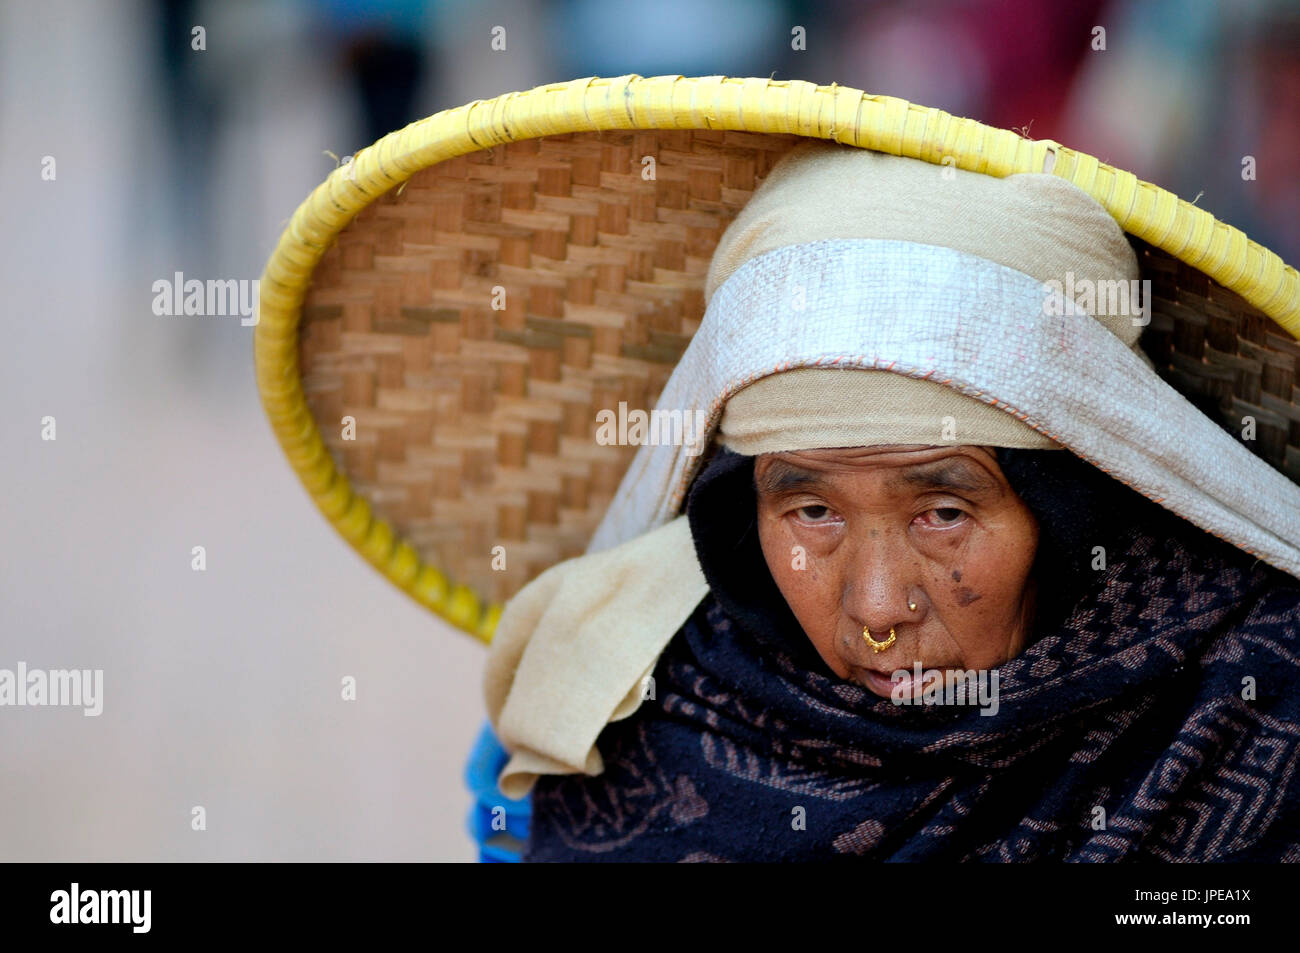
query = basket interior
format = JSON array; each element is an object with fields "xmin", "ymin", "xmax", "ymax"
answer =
[{"xmin": 296, "ymin": 129, "xmax": 1300, "ymax": 606}]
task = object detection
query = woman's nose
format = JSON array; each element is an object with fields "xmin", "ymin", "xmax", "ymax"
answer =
[{"xmin": 842, "ymin": 529, "xmax": 920, "ymax": 637}]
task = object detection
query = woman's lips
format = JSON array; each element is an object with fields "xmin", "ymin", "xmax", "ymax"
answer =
[{"xmin": 861, "ymin": 666, "xmax": 922, "ymax": 700}]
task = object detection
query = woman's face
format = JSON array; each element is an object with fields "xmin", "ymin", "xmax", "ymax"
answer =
[{"xmin": 754, "ymin": 445, "xmax": 1039, "ymax": 699}]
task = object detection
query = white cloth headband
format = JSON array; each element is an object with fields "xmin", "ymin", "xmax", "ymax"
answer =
[{"xmin": 586, "ymin": 238, "xmax": 1300, "ymax": 579}]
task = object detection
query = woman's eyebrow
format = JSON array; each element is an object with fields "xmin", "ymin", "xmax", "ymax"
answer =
[
  {"xmin": 894, "ymin": 459, "xmax": 1000, "ymax": 495},
  {"xmin": 755, "ymin": 456, "xmax": 1001, "ymax": 497},
  {"xmin": 755, "ymin": 460, "xmax": 826, "ymax": 497}
]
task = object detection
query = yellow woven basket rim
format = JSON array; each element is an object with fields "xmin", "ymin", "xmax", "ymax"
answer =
[{"xmin": 254, "ymin": 73, "xmax": 1300, "ymax": 645}]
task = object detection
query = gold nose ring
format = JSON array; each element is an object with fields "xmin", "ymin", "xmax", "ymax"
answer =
[
  {"xmin": 862, "ymin": 625, "xmax": 896, "ymax": 653},
  {"xmin": 907, "ymin": 600, "xmax": 918, "ymax": 612}
]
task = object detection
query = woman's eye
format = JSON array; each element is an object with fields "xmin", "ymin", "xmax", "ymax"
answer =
[
  {"xmin": 926, "ymin": 507, "xmax": 965, "ymax": 525},
  {"xmin": 796, "ymin": 505, "xmax": 833, "ymax": 521}
]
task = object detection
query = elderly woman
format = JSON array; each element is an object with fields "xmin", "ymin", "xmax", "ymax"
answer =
[
  {"xmin": 255, "ymin": 76, "xmax": 1300, "ymax": 864},
  {"xmin": 482, "ymin": 141, "xmax": 1300, "ymax": 863}
]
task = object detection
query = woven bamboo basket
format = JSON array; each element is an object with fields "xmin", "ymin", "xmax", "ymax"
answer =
[{"xmin": 254, "ymin": 75, "xmax": 1300, "ymax": 644}]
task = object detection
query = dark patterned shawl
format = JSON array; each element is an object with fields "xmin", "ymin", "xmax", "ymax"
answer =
[{"xmin": 523, "ymin": 447, "xmax": 1300, "ymax": 862}]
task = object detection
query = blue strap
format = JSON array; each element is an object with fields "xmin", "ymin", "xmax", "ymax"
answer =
[{"xmin": 464, "ymin": 720, "xmax": 532, "ymax": 863}]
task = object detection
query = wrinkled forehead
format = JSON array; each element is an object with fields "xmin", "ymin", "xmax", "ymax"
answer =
[{"xmin": 753, "ymin": 446, "xmax": 1006, "ymax": 498}]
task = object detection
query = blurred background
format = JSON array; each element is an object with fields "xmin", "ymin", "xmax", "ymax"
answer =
[{"xmin": 1, "ymin": 0, "xmax": 1296, "ymax": 861}]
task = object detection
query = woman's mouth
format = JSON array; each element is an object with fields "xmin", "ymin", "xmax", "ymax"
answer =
[{"xmin": 860, "ymin": 665, "xmax": 925, "ymax": 700}]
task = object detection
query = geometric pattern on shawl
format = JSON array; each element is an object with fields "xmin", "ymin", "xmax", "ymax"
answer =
[{"xmin": 523, "ymin": 521, "xmax": 1300, "ymax": 862}]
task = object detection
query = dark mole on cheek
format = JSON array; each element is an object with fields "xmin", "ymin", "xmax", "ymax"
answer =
[
  {"xmin": 951, "ymin": 569, "xmax": 962, "ymax": 582},
  {"xmin": 955, "ymin": 587, "xmax": 982, "ymax": 606}
]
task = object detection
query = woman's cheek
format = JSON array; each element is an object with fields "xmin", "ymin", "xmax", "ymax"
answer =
[
  {"xmin": 763, "ymin": 519, "xmax": 807, "ymax": 603},
  {"xmin": 775, "ymin": 525, "xmax": 821, "ymax": 593},
  {"xmin": 945, "ymin": 532, "xmax": 1033, "ymax": 624},
  {"xmin": 923, "ymin": 531, "xmax": 993, "ymax": 611},
  {"xmin": 765, "ymin": 525, "xmax": 836, "ymax": 639}
]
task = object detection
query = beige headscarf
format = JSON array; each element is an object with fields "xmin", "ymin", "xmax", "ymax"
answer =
[
  {"xmin": 707, "ymin": 140, "xmax": 1143, "ymax": 456},
  {"xmin": 483, "ymin": 142, "xmax": 1300, "ymax": 799}
]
